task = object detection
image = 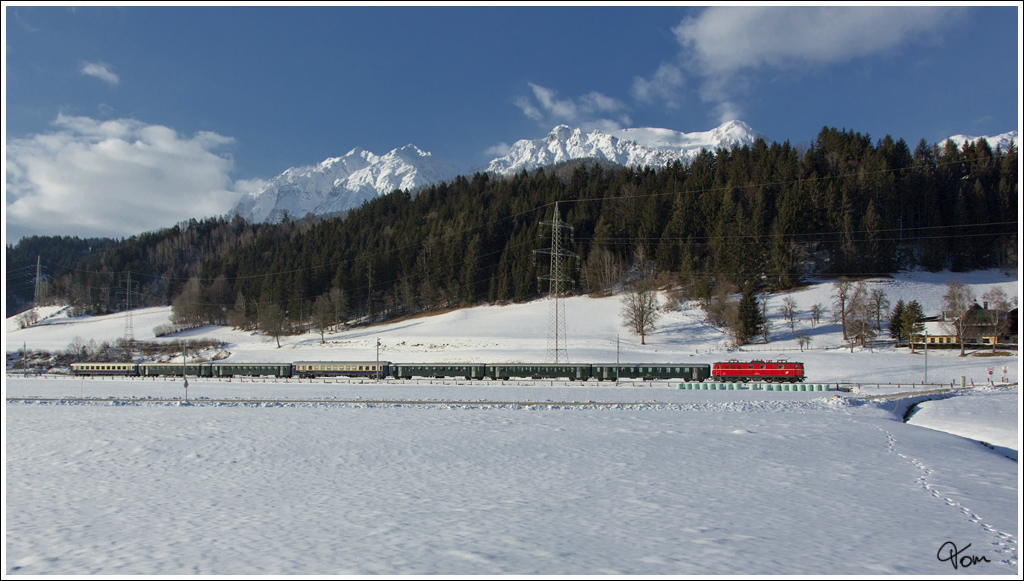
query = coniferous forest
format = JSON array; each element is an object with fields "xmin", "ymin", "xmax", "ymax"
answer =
[{"xmin": 7, "ymin": 127, "xmax": 1018, "ymax": 327}]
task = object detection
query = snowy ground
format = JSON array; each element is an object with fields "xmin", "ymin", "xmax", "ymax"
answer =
[{"xmin": 4, "ymin": 269, "xmax": 1020, "ymax": 574}]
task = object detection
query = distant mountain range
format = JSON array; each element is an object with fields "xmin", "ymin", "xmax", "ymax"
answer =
[
  {"xmin": 484, "ymin": 120, "xmax": 763, "ymax": 176},
  {"xmin": 231, "ymin": 122, "xmax": 1016, "ymax": 224},
  {"xmin": 231, "ymin": 145, "xmax": 462, "ymax": 224},
  {"xmin": 943, "ymin": 130, "xmax": 1018, "ymax": 152}
]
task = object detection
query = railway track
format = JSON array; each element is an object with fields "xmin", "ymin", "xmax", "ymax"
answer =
[{"xmin": 4, "ymin": 396, "xmax": 670, "ymax": 407}]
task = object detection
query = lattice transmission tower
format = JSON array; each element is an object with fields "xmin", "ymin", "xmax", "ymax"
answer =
[
  {"xmin": 32, "ymin": 256, "xmax": 42, "ymax": 313},
  {"xmin": 534, "ymin": 202, "xmax": 578, "ymax": 363},
  {"xmin": 123, "ymin": 273, "xmax": 135, "ymax": 344}
]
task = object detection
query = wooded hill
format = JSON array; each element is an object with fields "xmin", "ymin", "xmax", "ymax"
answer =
[{"xmin": 9, "ymin": 127, "xmax": 1018, "ymax": 329}]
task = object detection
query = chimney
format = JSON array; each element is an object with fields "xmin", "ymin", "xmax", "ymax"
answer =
[{"xmin": 984, "ymin": 301, "xmax": 988, "ymax": 309}]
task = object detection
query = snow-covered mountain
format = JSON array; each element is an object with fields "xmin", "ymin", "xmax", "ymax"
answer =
[
  {"xmin": 485, "ymin": 120, "xmax": 763, "ymax": 176},
  {"xmin": 235, "ymin": 121, "xmax": 1015, "ymax": 225},
  {"xmin": 232, "ymin": 145, "xmax": 462, "ymax": 224},
  {"xmin": 943, "ymin": 130, "xmax": 1018, "ymax": 152},
  {"xmin": 233, "ymin": 121, "xmax": 765, "ymax": 224}
]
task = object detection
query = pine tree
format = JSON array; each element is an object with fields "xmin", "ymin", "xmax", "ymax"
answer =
[
  {"xmin": 888, "ymin": 299, "xmax": 906, "ymax": 344},
  {"xmin": 901, "ymin": 300, "xmax": 925, "ymax": 353},
  {"xmin": 736, "ymin": 283, "xmax": 762, "ymax": 345}
]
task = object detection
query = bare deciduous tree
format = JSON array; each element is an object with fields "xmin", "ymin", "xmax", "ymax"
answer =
[
  {"xmin": 778, "ymin": 297, "xmax": 798, "ymax": 332},
  {"xmin": 311, "ymin": 294, "xmax": 333, "ymax": 344},
  {"xmin": 809, "ymin": 303, "xmax": 825, "ymax": 328},
  {"xmin": 831, "ymin": 278, "xmax": 853, "ymax": 340},
  {"xmin": 585, "ymin": 248, "xmax": 623, "ymax": 297},
  {"xmin": 700, "ymin": 280, "xmax": 738, "ymax": 330},
  {"xmin": 868, "ymin": 288, "xmax": 889, "ymax": 332},
  {"xmin": 171, "ymin": 277, "xmax": 205, "ymax": 328},
  {"xmin": 846, "ymin": 282, "xmax": 876, "ymax": 350},
  {"xmin": 795, "ymin": 333, "xmax": 812, "ymax": 352},
  {"xmin": 621, "ymin": 279, "xmax": 660, "ymax": 345},
  {"xmin": 942, "ymin": 280, "xmax": 975, "ymax": 356},
  {"xmin": 259, "ymin": 301, "xmax": 287, "ymax": 348},
  {"xmin": 329, "ymin": 286, "xmax": 348, "ymax": 331},
  {"xmin": 980, "ymin": 287, "xmax": 1015, "ymax": 352},
  {"xmin": 227, "ymin": 292, "xmax": 251, "ymax": 330}
]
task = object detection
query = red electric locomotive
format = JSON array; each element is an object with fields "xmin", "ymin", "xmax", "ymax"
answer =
[{"xmin": 711, "ymin": 359, "xmax": 805, "ymax": 383}]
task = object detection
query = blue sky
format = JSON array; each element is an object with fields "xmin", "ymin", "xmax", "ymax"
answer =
[{"xmin": 4, "ymin": 5, "xmax": 1021, "ymax": 243}]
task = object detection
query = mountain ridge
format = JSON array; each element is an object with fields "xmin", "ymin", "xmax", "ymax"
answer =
[{"xmin": 231, "ymin": 122, "xmax": 1016, "ymax": 224}]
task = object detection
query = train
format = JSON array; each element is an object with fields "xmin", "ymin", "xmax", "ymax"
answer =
[{"xmin": 70, "ymin": 359, "xmax": 805, "ymax": 382}]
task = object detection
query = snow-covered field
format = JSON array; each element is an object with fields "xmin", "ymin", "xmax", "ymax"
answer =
[{"xmin": 4, "ymin": 270, "xmax": 1020, "ymax": 574}]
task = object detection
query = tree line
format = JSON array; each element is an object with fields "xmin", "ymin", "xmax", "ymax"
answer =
[{"xmin": 10, "ymin": 127, "xmax": 1017, "ymax": 340}]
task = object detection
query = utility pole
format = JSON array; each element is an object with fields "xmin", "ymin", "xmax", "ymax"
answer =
[
  {"xmin": 183, "ymin": 342, "xmax": 189, "ymax": 401},
  {"xmin": 924, "ymin": 332, "xmax": 928, "ymax": 384},
  {"xmin": 616, "ymin": 334, "xmax": 620, "ymax": 385},
  {"xmin": 534, "ymin": 202, "xmax": 577, "ymax": 363},
  {"xmin": 32, "ymin": 255, "xmax": 42, "ymax": 314}
]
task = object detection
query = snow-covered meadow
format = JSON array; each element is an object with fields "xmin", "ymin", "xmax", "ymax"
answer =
[{"xmin": 4, "ymin": 270, "xmax": 1020, "ymax": 574}]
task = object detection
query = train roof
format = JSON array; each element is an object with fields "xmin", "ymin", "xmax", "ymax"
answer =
[
  {"xmin": 714, "ymin": 360, "xmax": 803, "ymax": 365},
  {"xmin": 591, "ymin": 363, "xmax": 711, "ymax": 366},
  {"xmin": 209, "ymin": 361, "xmax": 291, "ymax": 365},
  {"xmin": 293, "ymin": 360, "xmax": 391, "ymax": 365}
]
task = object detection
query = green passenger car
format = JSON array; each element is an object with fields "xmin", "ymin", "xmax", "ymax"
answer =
[
  {"xmin": 137, "ymin": 362, "xmax": 212, "ymax": 377},
  {"xmin": 591, "ymin": 364, "xmax": 711, "ymax": 381},
  {"xmin": 485, "ymin": 363, "xmax": 593, "ymax": 381},
  {"xmin": 391, "ymin": 364, "xmax": 486, "ymax": 380},
  {"xmin": 210, "ymin": 362, "xmax": 292, "ymax": 378}
]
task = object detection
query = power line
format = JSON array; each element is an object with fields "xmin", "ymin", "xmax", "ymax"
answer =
[{"xmin": 17, "ymin": 145, "xmax": 1017, "ymax": 313}]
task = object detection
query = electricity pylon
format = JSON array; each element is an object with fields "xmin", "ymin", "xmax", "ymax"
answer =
[
  {"xmin": 534, "ymin": 202, "xmax": 577, "ymax": 363},
  {"xmin": 123, "ymin": 273, "xmax": 135, "ymax": 343}
]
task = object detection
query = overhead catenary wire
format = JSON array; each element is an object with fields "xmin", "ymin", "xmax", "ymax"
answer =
[{"xmin": 18, "ymin": 143, "xmax": 1017, "ymax": 313}]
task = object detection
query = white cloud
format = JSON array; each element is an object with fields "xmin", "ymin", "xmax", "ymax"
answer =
[
  {"xmin": 515, "ymin": 83, "xmax": 630, "ymax": 132},
  {"xmin": 484, "ymin": 142, "xmax": 511, "ymax": 157},
  {"xmin": 513, "ymin": 95, "xmax": 543, "ymax": 122},
  {"xmin": 6, "ymin": 115, "xmax": 244, "ymax": 243},
  {"xmin": 232, "ymin": 177, "xmax": 269, "ymax": 196},
  {"xmin": 674, "ymin": 7, "xmax": 956, "ymax": 77},
  {"xmin": 81, "ymin": 61, "xmax": 120, "ymax": 85},
  {"xmin": 711, "ymin": 101, "xmax": 743, "ymax": 125},
  {"xmin": 632, "ymin": 62, "xmax": 685, "ymax": 107},
  {"xmin": 631, "ymin": 6, "xmax": 957, "ymax": 123}
]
